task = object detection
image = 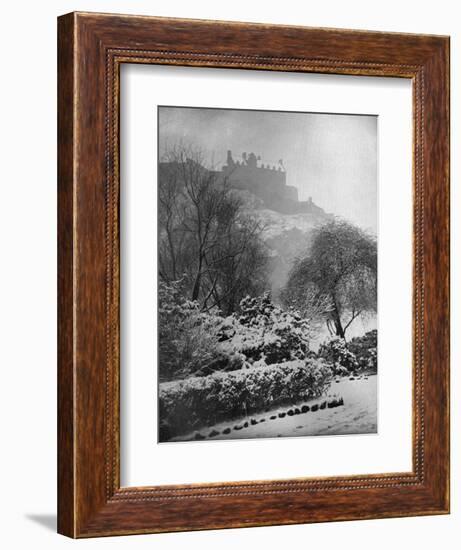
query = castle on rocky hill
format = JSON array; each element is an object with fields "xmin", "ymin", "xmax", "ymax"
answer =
[
  {"xmin": 158, "ymin": 149, "xmax": 328, "ymax": 217},
  {"xmin": 220, "ymin": 150, "xmax": 326, "ymax": 216}
]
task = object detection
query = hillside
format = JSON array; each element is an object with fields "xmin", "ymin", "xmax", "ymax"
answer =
[{"xmin": 231, "ymin": 189, "xmax": 332, "ymax": 296}]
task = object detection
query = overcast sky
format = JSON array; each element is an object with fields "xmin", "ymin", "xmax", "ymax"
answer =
[{"xmin": 158, "ymin": 106, "xmax": 377, "ymax": 233}]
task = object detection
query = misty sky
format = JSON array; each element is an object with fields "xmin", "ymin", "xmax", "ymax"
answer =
[{"xmin": 158, "ymin": 106, "xmax": 377, "ymax": 233}]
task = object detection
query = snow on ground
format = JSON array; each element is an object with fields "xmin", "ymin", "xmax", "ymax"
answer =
[{"xmin": 170, "ymin": 375, "xmax": 377, "ymax": 442}]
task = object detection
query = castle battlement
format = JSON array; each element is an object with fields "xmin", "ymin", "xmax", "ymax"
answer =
[
  {"xmin": 221, "ymin": 150, "xmax": 298, "ymax": 204},
  {"xmin": 159, "ymin": 150, "xmax": 327, "ymax": 218},
  {"xmin": 225, "ymin": 150, "xmax": 285, "ymax": 173}
]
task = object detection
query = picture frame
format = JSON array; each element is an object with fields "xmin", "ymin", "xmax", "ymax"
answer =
[{"xmin": 57, "ymin": 11, "xmax": 450, "ymax": 538}]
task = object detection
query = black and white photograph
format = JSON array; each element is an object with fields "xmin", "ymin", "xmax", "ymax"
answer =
[{"xmin": 157, "ymin": 106, "xmax": 378, "ymax": 443}]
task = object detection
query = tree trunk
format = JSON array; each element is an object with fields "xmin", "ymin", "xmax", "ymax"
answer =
[
  {"xmin": 331, "ymin": 302, "xmax": 345, "ymax": 339},
  {"xmin": 191, "ymin": 254, "xmax": 203, "ymax": 302},
  {"xmin": 333, "ymin": 317, "xmax": 345, "ymax": 339},
  {"xmin": 191, "ymin": 269, "xmax": 201, "ymax": 302}
]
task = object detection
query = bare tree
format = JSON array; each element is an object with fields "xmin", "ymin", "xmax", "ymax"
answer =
[
  {"xmin": 204, "ymin": 212, "xmax": 269, "ymax": 314},
  {"xmin": 284, "ymin": 219, "xmax": 377, "ymax": 339},
  {"xmin": 158, "ymin": 152, "xmax": 187, "ymax": 281},
  {"xmin": 280, "ymin": 281, "xmax": 333, "ymax": 332},
  {"xmin": 158, "ymin": 144, "xmax": 270, "ymax": 312}
]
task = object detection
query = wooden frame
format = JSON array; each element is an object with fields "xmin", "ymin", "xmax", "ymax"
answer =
[{"xmin": 58, "ymin": 11, "xmax": 450, "ymax": 538}]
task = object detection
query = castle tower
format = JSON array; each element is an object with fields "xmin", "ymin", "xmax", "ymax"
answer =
[
  {"xmin": 247, "ymin": 152, "xmax": 257, "ymax": 168},
  {"xmin": 226, "ymin": 150, "xmax": 234, "ymax": 167}
]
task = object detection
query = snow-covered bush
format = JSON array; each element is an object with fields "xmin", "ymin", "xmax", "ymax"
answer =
[
  {"xmin": 318, "ymin": 337, "xmax": 358, "ymax": 374},
  {"xmin": 159, "ymin": 358, "xmax": 333, "ymax": 440},
  {"xmin": 318, "ymin": 330, "xmax": 378, "ymax": 374},
  {"xmin": 159, "ymin": 285, "xmax": 315, "ymax": 382},
  {"xmin": 159, "ymin": 280, "xmax": 223, "ymax": 381},
  {"xmin": 348, "ymin": 330, "xmax": 377, "ymax": 372},
  {"xmin": 218, "ymin": 293, "xmax": 312, "ymax": 366}
]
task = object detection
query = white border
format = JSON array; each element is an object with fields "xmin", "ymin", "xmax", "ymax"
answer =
[{"xmin": 120, "ymin": 64, "xmax": 413, "ymax": 487}]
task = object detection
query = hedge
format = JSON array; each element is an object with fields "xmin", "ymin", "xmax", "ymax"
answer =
[{"xmin": 159, "ymin": 358, "xmax": 333, "ymax": 440}]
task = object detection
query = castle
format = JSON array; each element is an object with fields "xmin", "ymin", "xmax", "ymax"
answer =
[
  {"xmin": 219, "ymin": 150, "xmax": 326, "ymax": 216},
  {"xmin": 158, "ymin": 150, "xmax": 327, "ymax": 217}
]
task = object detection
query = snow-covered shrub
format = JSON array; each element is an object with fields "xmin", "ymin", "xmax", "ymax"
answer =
[
  {"xmin": 159, "ymin": 280, "xmax": 223, "ymax": 381},
  {"xmin": 318, "ymin": 337, "xmax": 358, "ymax": 374},
  {"xmin": 159, "ymin": 286, "xmax": 316, "ymax": 382},
  {"xmin": 193, "ymin": 350, "xmax": 245, "ymax": 377},
  {"xmin": 218, "ymin": 293, "xmax": 312, "ymax": 366},
  {"xmin": 318, "ymin": 330, "xmax": 378, "ymax": 374},
  {"xmin": 348, "ymin": 330, "xmax": 377, "ymax": 372},
  {"xmin": 159, "ymin": 358, "xmax": 333, "ymax": 439}
]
